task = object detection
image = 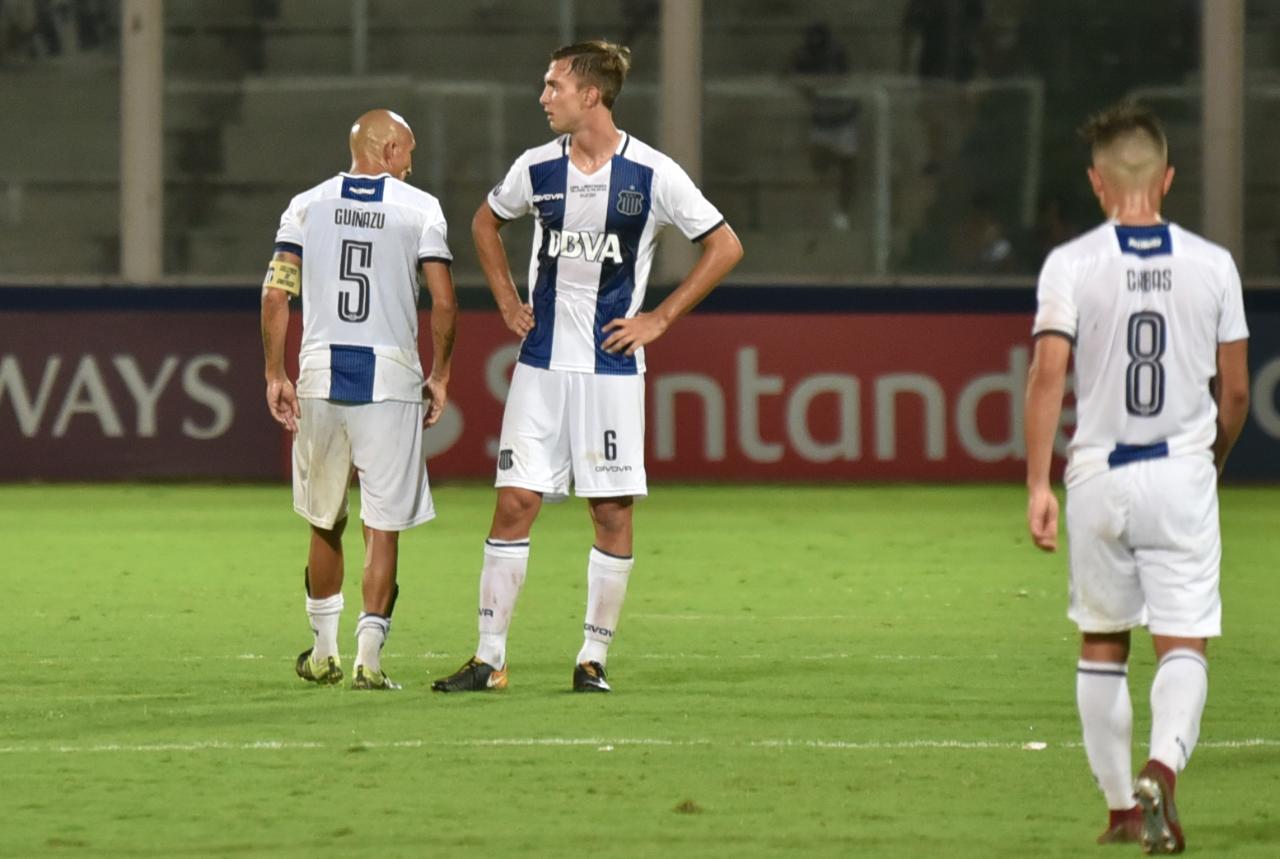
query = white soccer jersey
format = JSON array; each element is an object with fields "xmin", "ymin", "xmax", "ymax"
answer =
[
  {"xmin": 488, "ymin": 132, "xmax": 725, "ymax": 375},
  {"xmin": 1033, "ymin": 221, "xmax": 1248, "ymax": 486},
  {"xmin": 274, "ymin": 172, "xmax": 452, "ymax": 403}
]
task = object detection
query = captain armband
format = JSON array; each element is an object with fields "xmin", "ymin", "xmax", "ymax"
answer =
[{"xmin": 263, "ymin": 259, "xmax": 301, "ymax": 296}]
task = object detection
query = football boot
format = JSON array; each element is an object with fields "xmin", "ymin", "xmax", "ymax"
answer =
[
  {"xmin": 431, "ymin": 656, "xmax": 508, "ymax": 692},
  {"xmin": 572, "ymin": 660, "xmax": 611, "ymax": 693},
  {"xmin": 1135, "ymin": 760, "xmax": 1185, "ymax": 854},
  {"xmin": 295, "ymin": 648, "xmax": 343, "ymax": 685}
]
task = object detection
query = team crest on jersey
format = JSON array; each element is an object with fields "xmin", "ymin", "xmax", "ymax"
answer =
[
  {"xmin": 498, "ymin": 449, "xmax": 514, "ymax": 471},
  {"xmin": 616, "ymin": 189, "xmax": 645, "ymax": 217}
]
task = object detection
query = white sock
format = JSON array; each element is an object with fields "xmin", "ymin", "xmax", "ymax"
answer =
[
  {"xmin": 576, "ymin": 547, "xmax": 633, "ymax": 666},
  {"xmin": 306, "ymin": 593, "xmax": 344, "ymax": 662},
  {"xmin": 475, "ymin": 538, "xmax": 529, "ymax": 669},
  {"xmin": 1077, "ymin": 659, "xmax": 1135, "ymax": 810},
  {"xmin": 1149, "ymin": 648, "xmax": 1209, "ymax": 772},
  {"xmin": 355, "ymin": 613, "xmax": 390, "ymax": 673}
]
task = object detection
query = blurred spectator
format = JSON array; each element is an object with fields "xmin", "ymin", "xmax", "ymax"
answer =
[
  {"xmin": 10, "ymin": 0, "xmax": 113, "ymax": 58},
  {"xmin": 976, "ymin": 4, "xmax": 1023, "ymax": 78},
  {"xmin": 949, "ymin": 193, "xmax": 1015, "ymax": 273},
  {"xmin": 901, "ymin": 0, "xmax": 987, "ymax": 175},
  {"xmin": 619, "ymin": 0, "xmax": 658, "ymax": 47},
  {"xmin": 72, "ymin": 0, "xmax": 109, "ymax": 50},
  {"xmin": 1031, "ymin": 191, "xmax": 1086, "ymax": 266},
  {"xmin": 31, "ymin": 0, "xmax": 70, "ymax": 56},
  {"xmin": 901, "ymin": 0, "xmax": 987, "ymax": 82},
  {"xmin": 0, "ymin": 0, "xmax": 37, "ymax": 64},
  {"xmin": 1017, "ymin": 0, "xmax": 1196, "ymax": 94},
  {"xmin": 787, "ymin": 21, "xmax": 860, "ymax": 231},
  {"xmin": 245, "ymin": 0, "xmax": 281, "ymax": 73}
]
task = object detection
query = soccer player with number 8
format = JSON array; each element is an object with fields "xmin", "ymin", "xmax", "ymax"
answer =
[{"xmin": 1023, "ymin": 101, "xmax": 1250, "ymax": 854}]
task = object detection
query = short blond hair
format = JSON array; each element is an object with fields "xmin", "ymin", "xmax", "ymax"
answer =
[
  {"xmin": 1078, "ymin": 101, "xmax": 1168, "ymax": 159},
  {"xmin": 551, "ymin": 40, "xmax": 632, "ymax": 109}
]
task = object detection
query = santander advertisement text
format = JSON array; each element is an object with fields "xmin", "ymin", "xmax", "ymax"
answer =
[{"xmin": 4, "ymin": 306, "xmax": 1277, "ymax": 481}]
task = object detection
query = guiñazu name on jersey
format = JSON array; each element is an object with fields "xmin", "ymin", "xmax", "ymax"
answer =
[{"xmin": 544, "ymin": 229, "xmax": 624, "ymax": 264}]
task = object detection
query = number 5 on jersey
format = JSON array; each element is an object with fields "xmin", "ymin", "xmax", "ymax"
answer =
[{"xmin": 339, "ymin": 239, "xmax": 373, "ymax": 323}]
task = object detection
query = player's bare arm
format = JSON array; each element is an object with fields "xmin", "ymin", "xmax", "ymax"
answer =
[
  {"xmin": 1211, "ymin": 338, "xmax": 1250, "ymax": 473},
  {"xmin": 601, "ymin": 223, "xmax": 744, "ymax": 356},
  {"xmin": 421, "ymin": 259, "xmax": 458, "ymax": 428},
  {"xmin": 260, "ymin": 249, "xmax": 302, "ymax": 432},
  {"xmin": 472, "ymin": 201, "xmax": 534, "ymax": 337},
  {"xmin": 1024, "ymin": 332, "xmax": 1071, "ymax": 552}
]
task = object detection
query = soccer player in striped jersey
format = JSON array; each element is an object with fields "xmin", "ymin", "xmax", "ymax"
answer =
[
  {"xmin": 432, "ymin": 40, "xmax": 743, "ymax": 694},
  {"xmin": 261, "ymin": 109, "xmax": 458, "ymax": 691},
  {"xmin": 1024, "ymin": 102, "xmax": 1250, "ymax": 853}
]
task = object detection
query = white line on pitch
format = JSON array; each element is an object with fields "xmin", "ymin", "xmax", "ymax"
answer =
[
  {"xmin": 628, "ymin": 653, "xmax": 998, "ymax": 661},
  {"xmin": 755, "ymin": 738, "xmax": 1280, "ymax": 752},
  {"xmin": 23, "ymin": 692, "xmax": 199, "ymax": 702},
  {"xmin": 31, "ymin": 652, "xmax": 998, "ymax": 665},
  {"xmin": 628, "ymin": 614, "xmax": 855, "ymax": 621},
  {"xmin": 31, "ymin": 653, "xmax": 457, "ymax": 665},
  {"xmin": 1, "ymin": 738, "xmax": 1275, "ymax": 756}
]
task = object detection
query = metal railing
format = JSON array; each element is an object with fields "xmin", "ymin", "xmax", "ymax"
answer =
[
  {"xmin": 166, "ymin": 73, "xmax": 1045, "ymax": 276},
  {"xmin": 0, "ymin": 72, "xmax": 1043, "ymax": 280}
]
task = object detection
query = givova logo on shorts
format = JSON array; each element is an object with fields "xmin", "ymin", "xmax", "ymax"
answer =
[{"xmin": 545, "ymin": 229, "xmax": 624, "ymax": 265}]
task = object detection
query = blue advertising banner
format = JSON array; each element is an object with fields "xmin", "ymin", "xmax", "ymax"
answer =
[{"xmin": 0, "ymin": 285, "xmax": 1276, "ymax": 481}]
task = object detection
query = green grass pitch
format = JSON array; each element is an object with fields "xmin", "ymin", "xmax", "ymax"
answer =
[{"xmin": 2, "ymin": 483, "xmax": 1277, "ymax": 858}]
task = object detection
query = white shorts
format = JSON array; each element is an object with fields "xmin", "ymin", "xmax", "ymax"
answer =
[
  {"xmin": 292, "ymin": 398, "xmax": 435, "ymax": 531},
  {"xmin": 1065, "ymin": 454, "xmax": 1221, "ymax": 637},
  {"xmin": 495, "ymin": 362, "xmax": 647, "ymax": 499}
]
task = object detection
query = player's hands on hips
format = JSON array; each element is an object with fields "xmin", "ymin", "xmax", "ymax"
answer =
[
  {"xmin": 1026, "ymin": 485, "xmax": 1059, "ymax": 552},
  {"xmin": 602, "ymin": 312, "xmax": 668, "ymax": 356},
  {"xmin": 266, "ymin": 376, "xmax": 300, "ymax": 432},
  {"xmin": 500, "ymin": 300, "xmax": 535, "ymax": 338},
  {"xmin": 423, "ymin": 375, "xmax": 448, "ymax": 428}
]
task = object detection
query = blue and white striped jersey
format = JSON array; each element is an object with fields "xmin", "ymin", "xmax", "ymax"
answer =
[
  {"xmin": 275, "ymin": 172, "xmax": 451, "ymax": 403},
  {"xmin": 488, "ymin": 132, "xmax": 724, "ymax": 375},
  {"xmin": 1033, "ymin": 220, "xmax": 1248, "ymax": 486}
]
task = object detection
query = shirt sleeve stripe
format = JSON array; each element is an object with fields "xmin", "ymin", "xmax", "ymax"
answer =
[
  {"xmin": 274, "ymin": 241, "xmax": 303, "ymax": 257},
  {"xmin": 691, "ymin": 218, "xmax": 727, "ymax": 244}
]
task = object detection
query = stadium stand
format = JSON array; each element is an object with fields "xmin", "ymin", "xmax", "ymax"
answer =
[{"xmin": 1, "ymin": 0, "xmax": 1276, "ymax": 280}]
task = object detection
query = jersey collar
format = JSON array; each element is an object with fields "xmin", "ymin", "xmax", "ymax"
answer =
[{"xmin": 562, "ymin": 131, "xmax": 630, "ymax": 164}]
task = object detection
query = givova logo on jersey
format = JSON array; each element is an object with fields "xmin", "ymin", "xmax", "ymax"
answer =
[{"xmin": 545, "ymin": 229, "xmax": 624, "ymax": 265}]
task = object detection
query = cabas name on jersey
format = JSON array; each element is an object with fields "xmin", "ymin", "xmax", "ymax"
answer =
[{"xmin": 544, "ymin": 229, "xmax": 625, "ymax": 265}]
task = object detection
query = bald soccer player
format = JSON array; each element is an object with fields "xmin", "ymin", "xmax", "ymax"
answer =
[
  {"xmin": 1024, "ymin": 102, "xmax": 1249, "ymax": 853},
  {"xmin": 261, "ymin": 109, "xmax": 458, "ymax": 691}
]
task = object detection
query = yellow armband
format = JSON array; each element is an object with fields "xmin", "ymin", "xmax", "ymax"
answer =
[{"xmin": 264, "ymin": 259, "xmax": 301, "ymax": 295}]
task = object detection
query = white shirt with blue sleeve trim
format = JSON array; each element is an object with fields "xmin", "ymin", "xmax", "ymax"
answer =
[
  {"xmin": 1032, "ymin": 220, "xmax": 1248, "ymax": 487},
  {"xmin": 488, "ymin": 132, "xmax": 724, "ymax": 376},
  {"xmin": 274, "ymin": 172, "xmax": 451, "ymax": 403}
]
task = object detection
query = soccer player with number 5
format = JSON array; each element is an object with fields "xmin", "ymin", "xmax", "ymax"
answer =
[
  {"xmin": 432, "ymin": 40, "xmax": 743, "ymax": 694},
  {"xmin": 261, "ymin": 109, "xmax": 457, "ymax": 691},
  {"xmin": 1024, "ymin": 102, "xmax": 1250, "ymax": 853}
]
